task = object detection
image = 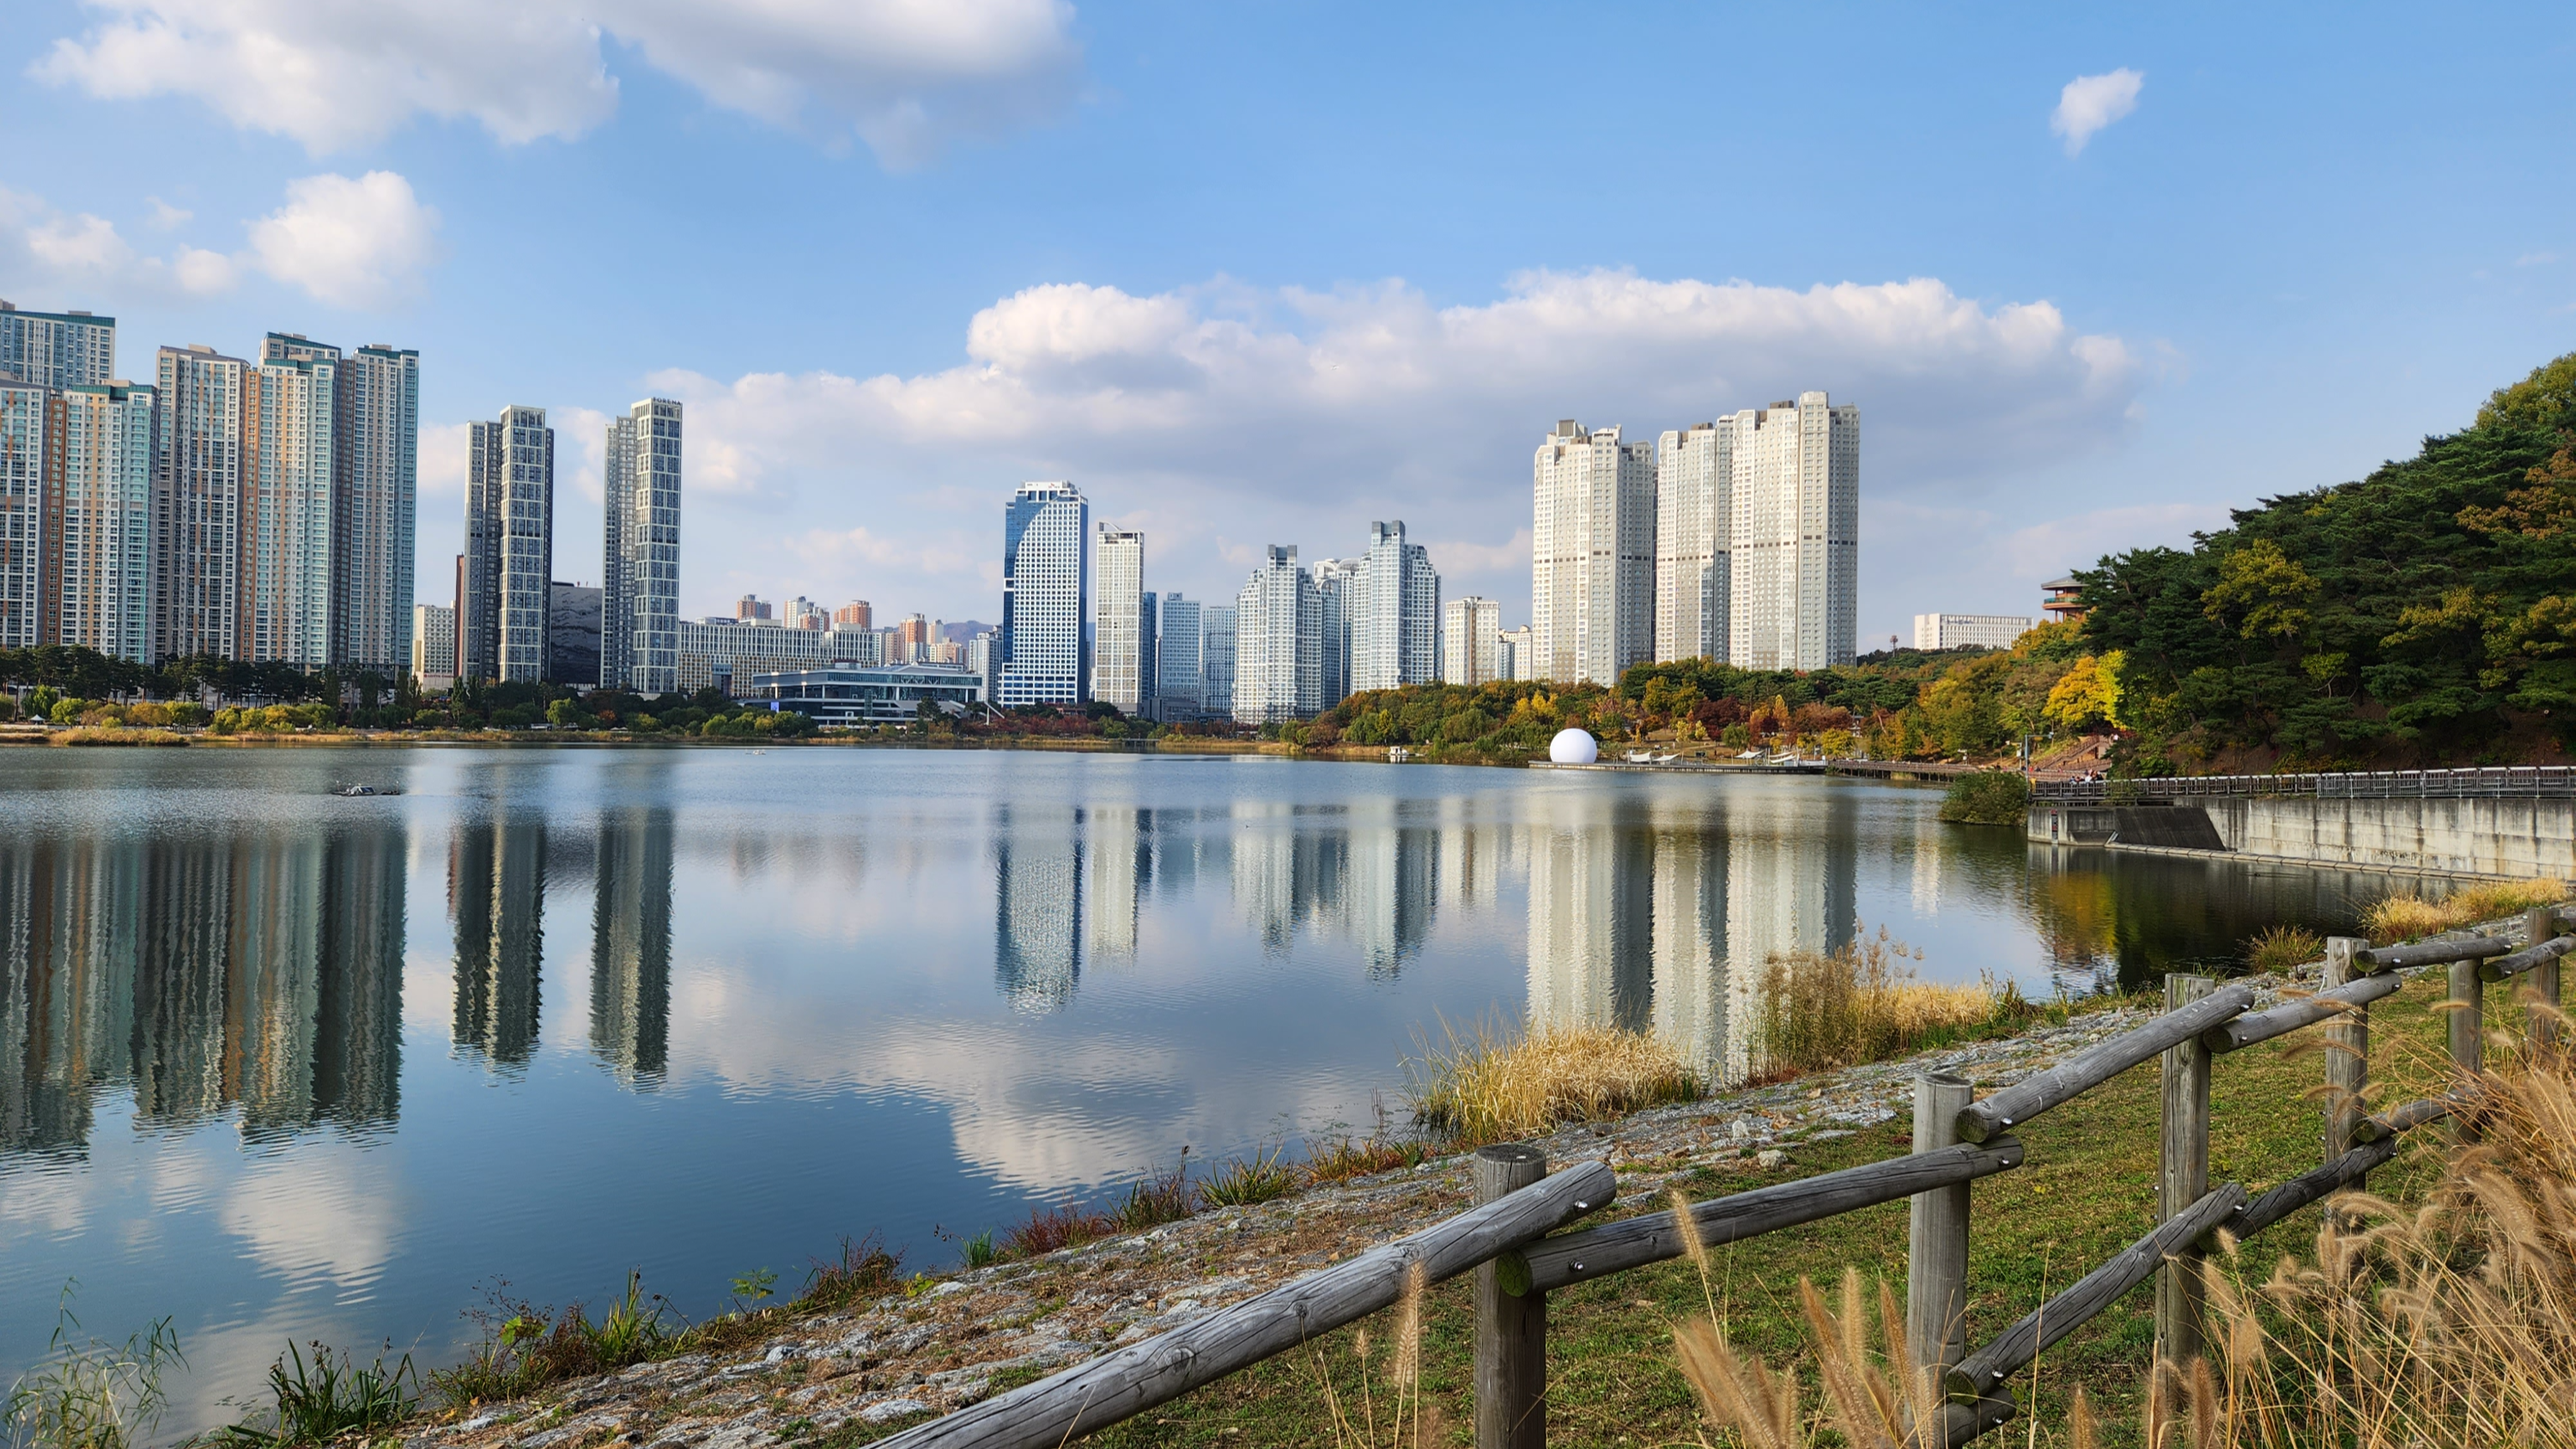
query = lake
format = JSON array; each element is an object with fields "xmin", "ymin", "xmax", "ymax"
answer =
[{"xmin": 0, "ymin": 746, "xmax": 2425, "ymax": 1429}]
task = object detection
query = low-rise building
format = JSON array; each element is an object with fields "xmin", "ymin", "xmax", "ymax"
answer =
[
  {"xmin": 675, "ymin": 617, "xmax": 886, "ymax": 694},
  {"xmin": 738, "ymin": 663, "xmax": 987, "ymax": 726},
  {"xmin": 1912, "ymin": 612, "xmax": 2035, "ymax": 652}
]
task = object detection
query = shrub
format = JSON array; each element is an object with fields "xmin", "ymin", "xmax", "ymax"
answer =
[
  {"xmin": 2243, "ymin": 923, "xmax": 2324, "ymax": 974},
  {"xmin": 1754, "ymin": 929, "xmax": 1999, "ymax": 1074},
  {"xmin": 1000, "ymin": 1202, "xmax": 1114, "ymax": 1258},
  {"xmin": 1407, "ymin": 1020, "xmax": 1698, "ymax": 1145},
  {"xmin": 1937, "ymin": 770, "xmax": 2029, "ymax": 825},
  {"xmin": 1109, "ymin": 1160, "xmax": 1196, "ymax": 1232}
]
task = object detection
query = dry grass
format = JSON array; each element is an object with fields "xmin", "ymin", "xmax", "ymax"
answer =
[
  {"xmin": 2362, "ymin": 876, "xmax": 2567, "ymax": 944},
  {"xmin": 2242, "ymin": 923, "xmax": 2325, "ymax": 974},
  {"xmin": 49, "ymin": 727, "xmax": 188, "ymax": 747},
  {"xmin": 1406, "ymin": 1020, "xmax": 1699, "ymax": 1146},
  {"xmin": 1753, "ymin": 928, "xmax": 2009, "ymax": 1075},
  {"xmin": 1667, "ymin": 1011, "xmax": 2576, "ymax": 1448}
]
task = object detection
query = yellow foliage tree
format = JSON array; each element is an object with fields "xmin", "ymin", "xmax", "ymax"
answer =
[{"xmin": 2043, "ymin": 652, "xmax": 2123, "ymax": 732}]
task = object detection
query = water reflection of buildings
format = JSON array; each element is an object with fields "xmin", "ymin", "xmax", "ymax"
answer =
[
  {"xmin": 451, "ymin": 819, "xmax": 546, "ymax": 1068},
  {"xmin": 995, "ymin": 805, "xmax": 1083, "ymax": 1012},
  {"xmin": 0, "ymin": 830, "xmax": 404, "ymax": 1154},
  {"xmin": 1528, "ymin": 788, "xmax": 1858, "ymax": 1082},
  {"xmin": 591, "ymin": 808, "xmax": 674, "ymax": 1086}
]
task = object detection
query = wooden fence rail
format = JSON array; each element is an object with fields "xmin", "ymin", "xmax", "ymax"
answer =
[{"xmin": 877, "ymin": 908, "xmax": 2568, "ymax": 1449}]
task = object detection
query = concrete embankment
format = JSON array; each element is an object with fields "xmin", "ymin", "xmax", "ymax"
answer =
[{"xmin": 2028, "ymin": 793, "xmax": 2576, "ymax": 879}]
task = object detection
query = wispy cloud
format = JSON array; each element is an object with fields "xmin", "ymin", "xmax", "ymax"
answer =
[{"xmin": 2052, "ymin": 69, "xmax": 2143, "ymax": 156}]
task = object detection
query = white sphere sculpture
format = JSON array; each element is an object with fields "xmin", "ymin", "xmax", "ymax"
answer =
[{"xmin": 1549, "ymin": 728, "xmax": 1599, "ymax": 764}]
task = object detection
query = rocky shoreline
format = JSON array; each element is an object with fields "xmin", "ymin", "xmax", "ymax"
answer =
[{"xmin": 395, "ymin": 963, "xmax": 2384, "ymax": 1449}]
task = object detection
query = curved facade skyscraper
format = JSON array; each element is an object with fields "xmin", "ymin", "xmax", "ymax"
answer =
[{"xmin": 999, "ymin": 480, "xmax": 1088, "ymax": 707}]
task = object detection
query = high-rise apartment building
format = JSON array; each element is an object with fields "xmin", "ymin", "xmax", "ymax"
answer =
[
  {"xmin": 0, "ymin": 301, "xmax": 114, "ymax": 389},
  {"xmin": 735, "ymin": 594, "xmax": 771, "ymax": 621},
  {"xmin": 1234, "ymin": 545, "xmax": 1319, "ymax": 723},
  {"xmin": 412, "ymin": 602, "xmax": 456, "ymax": 690},
  {"xmin": 464, "ymin": 405, "xmax": 553, "ymax": 683},
  {"xmin": 782, "ymin": 596, "xmax": 824, "ymax": 630},
  {"xmin": 1350, "ymin": 520, "xmax": 1440, "ymax": 691},
  {"xmin": 834, "ymin": 600, "xmax": 872, "ymax": 629},
  {"xmin": 1157, "ymin": 591, "xmax": 1202, "ymax": 718},
  {"xmin": 0, "ymin": 383, "xmax": 56, "ymax": 648},
  {"xmin": 1091, "ymin": 526, "xmax": 1145, "ymax": 712},
  {"xmin": 242, "ymin": 336, "xmax": 340, "ymax": 667},
  {"xmin": 338, "ymin": 344, "xmax": 420, "ymax": 677},
  {"xmin": 1200, "ymin": 603, "xmax": 1236, "ymax": 717},
  {"xmin": 1498, "ymin": 624, "xmax": 1534, "ymax": 681},
  {"xmin": 1656, "ymin": 422, "xmax": 1729, "ymax": 663},
  {"xmin": 1532, "ymin": 419, "xmax": 1655, "ymax": 684},
  {"xmin": 999, "ymin": 481, "xmax": 1088, "ymax": 707},
  {"xmin": 155, "ymin": 344, "xmax": 247, "ymax": 661},
  {"xmin": 1309, "ymin": 555, "xmax": 1358, "ymax": 708},
  {"xmin": 895, "ymin": 612, "xmax": 932, "ymax": 662},
  {"xmin": 1443, "ymin": 596, "xmax": 1500, "ymax": 685},
  {"xmin": 56, "ymin": 382, "xmax": 157, "ymax": 661},
  {"xmin": 1727, "ymin": 393, "xmax": 1856, "ymax": 669},
  {"xmin": 600, "ymin": 398, "xmax": 680, "ymax": 693}
]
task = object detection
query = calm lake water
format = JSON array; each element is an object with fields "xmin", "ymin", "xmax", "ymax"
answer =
[{"xmin": 0, "ymin": 746, "xmax": 2430, "ymax": 1428}]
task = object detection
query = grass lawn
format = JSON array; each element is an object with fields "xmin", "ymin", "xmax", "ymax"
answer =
[{"xmin": 1071, "ymin": 974, "xmax": 2505, "ymax": 1449}]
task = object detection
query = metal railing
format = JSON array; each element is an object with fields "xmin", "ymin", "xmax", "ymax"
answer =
[
  {"xmin": 2033, "ymin": 765, "xmax": 2576, "ymax": 803},
  {"xmin": 875, "ymin": 915, "xmax": 2568, "ymax": 1449}
]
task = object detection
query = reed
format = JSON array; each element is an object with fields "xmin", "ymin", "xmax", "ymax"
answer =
[
  {"xmin": 2362, "ymin": 876, "xmax": 2567, "ymax": 944},
  {"xmin": 1753, "ymin": 928, "xmax": 2007, "ymax": 1074},
  {"xmin": 1406, "ymin": 1020, "xmax": 1699, "ymax": 1146}
]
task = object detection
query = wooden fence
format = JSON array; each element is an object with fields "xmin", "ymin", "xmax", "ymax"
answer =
[{"xmin": 878, "ymin": 910, "xmax": 2568, "ymax": 1449}]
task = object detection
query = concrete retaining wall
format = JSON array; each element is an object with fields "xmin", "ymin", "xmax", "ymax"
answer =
[{"xmin": 2029, "ymin": 794, "xmax": 2576, "ymax": 878}]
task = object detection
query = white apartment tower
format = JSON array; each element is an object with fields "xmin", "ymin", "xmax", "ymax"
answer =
[
  {"xmin": 1092, "ymin": 526, "xmax": 1145, "ymax": 711},
  {"xmin": 1531, "ymin": 419, "xmax": 1656, "ymax": 685},
  {"xmin": 465, "ymin": 405, "xmax": 555, "ymax": 683},
  {"xmin": 1655, "ymin": 422, "xmax": 1729, "ymax": 662},
  {"xmin": 243, "ymin": 335, "xmax": 340, "ymax": 668},
  {"xmin": 57, "ymin": 382, "xmax": 158, "ymax": 661},
  {"xmin": 338, "ymin": 344, "xmax": 421, "ymax": 677},
  {"xmin": 155, "ymin": 344, "xmax": 247, "ymax": 661},
  {"xmin": 1727, "ymin": 393, "xmax": 1857, "ymax": 670},
  {"xmin": 1234, "ymin": 545, "xmax": 1319, "ymax": 724},
  {"xmin": 0, "ymin": 301, "xmax": 115, "ymax": 389},
  {"xmin": 413, "ymin": 601, "xmax": 457, "ymax": 688},
  {"xmin": 999, "ymin": 481, "xmax": 1088, "ymax": 707},
  {"xmin": 1443, "ymin": 596, "xmax": 1501, "ymax": 685},
  {"xmin": 603, "ymin": 398, "xmax": 683, "ymax": 693},
  {"xmin": 1351, "ymin": 520, "xmax": 1440, "ymax": 691}
]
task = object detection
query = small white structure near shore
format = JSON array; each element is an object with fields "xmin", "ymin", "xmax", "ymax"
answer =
[{"xmin": 1549, "ymin": 728, "xmax": 1598, "ymax": 764}]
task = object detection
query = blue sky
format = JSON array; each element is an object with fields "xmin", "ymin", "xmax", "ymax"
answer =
[{"xmin": 3, "ymin": 2, "xmax": 2571, "ymax": 642}]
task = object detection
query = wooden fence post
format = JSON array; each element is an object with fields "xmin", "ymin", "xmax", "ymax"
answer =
[
  {"xmin": 1473, "ymin": 1145, "xmax": 1547, "ymax": 1449},
  {"xmin": 2530, "ymin": 906, "xmax": 2564, "ymax": 1053},
  {"xmin": 2157, "ymin": 973, "xmax": 2215, "ymax": 1368},
  {"xmin": 2321, "ymin": 937, "xmax": 2369, "ymax": 1199},
  {"xmin": 1906, "ymin": 1072, "xmax": 1973, "ymax": 1391},
  {"xmin": 2449, "ymin": 953, "xmax": 2485, "ymax": 1142}
]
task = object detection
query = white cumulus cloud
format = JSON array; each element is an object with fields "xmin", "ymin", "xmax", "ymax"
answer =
[
  {"xmin": 246, "ymin": 171, "xmax": 442, "ymax": 309},
  {"xmin": 0, "ymin": 184, "xmax": 235, "ymax": 300},
  {"xmin": 2051, "ymin": 68, "xmax": 2144, "ymax": 156},
  {"xmin": 33, "ymin": 0, "xmax": 1083, "ymax": 167}
]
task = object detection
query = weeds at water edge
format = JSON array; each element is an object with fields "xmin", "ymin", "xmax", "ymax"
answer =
[
  {"xmin": 213, "ymin": 1342, "xmax": 417, "ymax": 1446},
  {"xmin": 0, "ymin": 1286, "xmax": 182, "ymax": 1449}
]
